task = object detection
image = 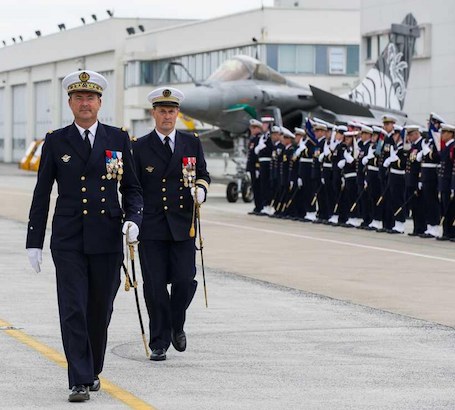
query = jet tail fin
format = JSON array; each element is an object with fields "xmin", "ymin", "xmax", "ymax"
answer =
[{"xmin": 344, "ymin": 13, "xmax": 419, "ymax": 111}]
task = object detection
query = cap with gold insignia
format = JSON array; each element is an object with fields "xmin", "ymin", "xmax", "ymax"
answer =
[
  {"xmin": 381, "ymin": 114, "xmax": 397, "ymax": 124},
  {"xmin": 147, "ymin": 87, "xmax": 185, "ymax": 107},
  {"xmin": 62, "ymin": 70, "xmax": 107, "ymax": 95},
  {"xmin": 249, "ymin": 119, "xmax": 262, "ymax": 127},
  {"xmin": 440, "ymin": 123, "xmax": 455, "ymax": 132},
  {"xmin": 430, "ymin": 112, "xmax": 446, "ymax": 123},
  {"xmin": 312, "ymin": 122, "xmax": 327, "ymax": 131}
]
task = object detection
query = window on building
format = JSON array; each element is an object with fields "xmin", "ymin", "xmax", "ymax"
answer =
[
  {"xmin": 366, "ymin": 36, "xmax": 372, "ymax": 60},
  {"xmin": 328, "ymin": 47, "xmax": 346, "ymax": 75}
]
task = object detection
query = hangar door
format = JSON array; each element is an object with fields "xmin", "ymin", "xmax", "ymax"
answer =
[
  {"xmin": 12, "ymin": 84, "xmax": 27, "ymax": 162},
  {"xmin": 35, "ymin": 81, "xmax": 52, "ymax": 138}
]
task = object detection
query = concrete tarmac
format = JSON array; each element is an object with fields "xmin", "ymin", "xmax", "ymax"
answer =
[{"xmin": 1, "ymin": 163, "xmax": 455, "ymax": 409}]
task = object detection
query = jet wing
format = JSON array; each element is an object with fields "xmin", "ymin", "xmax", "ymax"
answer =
[{"xmin": 309, "ymin": 85, "xmax": 374, "ymax": 118}]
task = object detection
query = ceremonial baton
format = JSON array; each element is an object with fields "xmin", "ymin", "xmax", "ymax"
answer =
[
  {"xmin": 122, "ymin": 262, "xmax": 132, "ymax": 291},
  {"xmin": 394, "ymin": 191, "xmax": 417, "ymax": 217},
  {"xmin": 284, "ymin": 186, "xmax": 300, "ymax": 210},
  {"xmin": 311, "ymin": 184, "xmax": 323, "ymax": 206},
  {"xmin": 126, "ymin": 226, "xmax": 150, "ymax": 358},
  {"xmin": 333, "ymin": 184, "xmax": 345, "ymax": 214},
  {"xmin": 440, "ymin": 194, "xmax": 455, "ymax": 226}
]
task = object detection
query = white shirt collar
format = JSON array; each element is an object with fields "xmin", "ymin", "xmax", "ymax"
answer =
[
  {"xmin": 74, "ymin": 121, "xmax": 98, "ymax": 138},
  {"xmin": 155, "ymin": 128, "xmax": 176, "ymax": 144}
]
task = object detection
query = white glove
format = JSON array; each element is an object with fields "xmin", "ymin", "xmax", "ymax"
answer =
[
  {"xmin": 364, "ymin": 180, "xmax": 368, "ymax": 189},
  {"xmin": 122, "ymin": 221, "xmax": 139, "ymax": 243},
  {"xmin": 289, "ymin": 181, "xmax": 294, "ymax": 190},
  {"xmin": 318, "ymin": 152, "xmax": 324, "ymax": 162},
  {"xmin": 361, "ymin": 156, "xmax": 369, "ymax": 166},
  {"xmin": 343, "ymin": 151, "xmax": 354, "ymax": 164},
  {"xmin": 383, "ymin": 157, "xmax": 392, "ymax": 168},
  {"xmin": 416, "ymin": 151, "xmax": 423, "ymax": 162},
  {"xmin": 321, "ymin": 178, "xmax": 325, "ymax": 185},
  {"xmin": 421, "ymin": 140, "xmax": 431, "ymax": 155},
  {"xmin": 366, "ymin": 144, "xmax": 375, "ymax": 160},
  {"xmin": 341, "ymin": 177, "xmax": 345, "ymax": 189},
  {"xmin": 27, "ymin": 248, "xmax": 42, "ymax": 273},
  {"xmin": 337, "ymin": 159, "xmax": 346, "ymax": 169},
  {"xmin": 418, "ymin": 182, "xmax": 423, "ymax": 191},
  {"xmin": 451, "ymin": 190, "xmax": 454, "ymax": 200},
  {"xmin": 389, "ymin": 146, "xmax": 399, "ymax": 162},
  {"xmin": 254, "ymin": 136, "xmax": 267, "ymax": 155},
  {"xmin": 191, "ymin": 186, "xmax": 206, "ymax": 205},
  {"xmin": 323, "ymin": 143, "xmax": 330, "ymax": 156},
  {"xmin": 255, "ymin": 170, "xmax": 260, "ymax": 179},
  {"xmin": 297, "ymin": 178, "xmax": 303, "ymax": 188}
]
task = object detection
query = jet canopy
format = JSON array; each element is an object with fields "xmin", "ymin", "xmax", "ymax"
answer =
[{"xmin": 207, "ymin": 55, "xmax": 287, "ymax": 85}]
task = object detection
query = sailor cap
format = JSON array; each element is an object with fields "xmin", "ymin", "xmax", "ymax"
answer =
[
  {"xmin": 271, "ymin": 125, "xmax": 282, "ymax": 133},
  {"xmin": 312, "ymin": 123, "xmax": 327, "ymax": 131},
  {"xmin": 440, "ymin": 123, "xmax": 455, "ymax": 132},
  {"xmin": 261, "ymin": 116, "xmax": 275, "ymax": 122},
  {"xmin": 343, "ymin": 131, "xmax": 358, "ymax": 138},
  {"xmin": 372, "ymin": 126, "xmax": 386, "ymax": 135},
  {"xmin": 430, "ymin": 112, "xmax": 446, "ymax": 123},
  {"xmin": 335, "ymin": 125, "xmax": 348, "ymax": 133},
  {"xmin": 361, "ymin": 125, "xmax": 373, "ymax": 134},
  {"xmin": 281, "ymin": 127, "xmax": 295, "ymax": 139},
  {"xmin": 249, "ymin": 119, "xmax": 262, "ymax": 127},
  {"xmin": 294, "ymin": 127, "xmax": 306, "ymax": 135},
  {"xmin": 62, "ymin": 70, "xmax": 107, "ymax": 95},
  {"xmin": 348, "ymin": 121, "xmax": 362, "ymax": 129},
  {"xmin": 381, "ymin": 114, "xmax": 398, "ymax": 123},
  {"xmin": 404, "ymin": 125, "xmax": 421, "ymax": 133},
  {"xmin": 393, "ymin": 124, "xmax": 403, "ymax": 132},
  {"xmin": 147, "ymin": 87, "xmax": 185, "ymax": 107}
]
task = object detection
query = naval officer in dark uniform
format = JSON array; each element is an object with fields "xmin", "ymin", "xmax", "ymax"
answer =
[
  {"xmin": 26, "ymin": 70, "xmax": 143, "ymax": 402},
  {"xmin": 132, "ymin": 87, "xmax": 210, "ymax": 361}
]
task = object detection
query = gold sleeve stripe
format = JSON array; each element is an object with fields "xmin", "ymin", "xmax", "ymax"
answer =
[{"xmin": 196, "ymin": 179, "xmax": 209, "ymax": 191}]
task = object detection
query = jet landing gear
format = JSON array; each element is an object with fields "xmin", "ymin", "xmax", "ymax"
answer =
[
  {"xmin": 226, "ymin": 178, "xmax": 253, "ymax": 203},
  {"xmin": 223, "ymin": 137, "xmax": 254, "ymax": 203}
]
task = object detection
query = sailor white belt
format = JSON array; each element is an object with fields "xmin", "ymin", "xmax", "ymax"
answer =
[
  {"xmin": 368, "ymin": 165, "xmax": 379, "ymax": 171},
  {"xmin": 259, "ymin": 157, "xmax": 271, "ymax": 162},
  {"xmin": 299, "ymin": 158, "xmax": 313, "ymax": 163},
  {"xmin": 421, "ymin": 163, "xmax": 438, "ymax": 168},
  {"xmin": 323, "ymin": 163, "xmax": 333, "ymax": 168},
  {"xmin": 344, "ymin": 172, "xmax": 356, "ymax": 178},
  {"xmin": 390, "ymin": 168, "xmax": 405, "ymax": 175}
]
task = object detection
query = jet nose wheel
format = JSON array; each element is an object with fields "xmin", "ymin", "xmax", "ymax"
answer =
[
  {"xmin": 241, "ymin": 181, "xmax": 253, "ymax": 203},
  {"xmin": 226, "ymin": 181, "xmax": 239, "ymax": 202}
]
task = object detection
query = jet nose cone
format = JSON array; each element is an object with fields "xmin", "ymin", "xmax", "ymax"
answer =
[{"xmin": 180, "ymin": 86, "xmax": 212, "ymax": 118}]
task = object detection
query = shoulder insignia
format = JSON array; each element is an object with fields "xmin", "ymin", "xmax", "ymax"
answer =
[
  {"xmin": 121, "ymin": 127, "xmax": 127, "ymax": 132},
  {"xmin": 194, "ymin": 132, "xmax": 199, "ymax": 138},
  {"xmin": 47, "ymin": 130, "xmax": 53, "ymax": 134},
  {"xmin": 130, "ymin": 136, "xmax": 137, "ymax": 142}
]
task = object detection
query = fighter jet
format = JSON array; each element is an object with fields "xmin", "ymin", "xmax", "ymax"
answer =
[
  {"xmin": 178, "ymin": 13, "xmax": 419, "ymax": 137},
  {"xmin": 172, "ymin": 14, "xmax": 419, "ymax": 202}
]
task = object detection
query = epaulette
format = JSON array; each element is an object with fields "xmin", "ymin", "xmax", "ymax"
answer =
[
  {"xmin": 194, "ymin": 132, "xmax": 199, "ymax": 138},
  {"xmin": 47, "ymin": 130, "xmax": 54, "ymax": 134},
  {"xmin": 130, "ymin": 136, "xmax": 138, "ymax": 142},
  {"xmin": 121, "ymin": 127, "xmax": 127, "ymax": 132}
]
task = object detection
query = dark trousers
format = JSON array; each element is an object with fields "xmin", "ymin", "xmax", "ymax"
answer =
[
  {"xmin": 389, "ymin": 174, "xmax": 406, "ymax": 223},
  {"xmin": 422, "ymin": 179, "xmax": 440, "ymax": 226},
  {"xmin": 341, "ymin": 177, "xmax": 359, "ymax": 219},
  {"xmin": 367, "ymin": 172, "xmax": 382, "ymax": 221},
  {"xmin": 251, "ymin": 171, "xmax": 262, "ymax": 212},
  {"xmin": 51, "ymin": 250, "xmax": 121, "ymax": 388},
  {"xmin": 441, "ymin": 191, "xmax": 455, "ymax": 238},
  {"xmin": 139, "ymin": 239, "xmax": 197, "ymax": 350},
  {"xmin": 407, "ymin": 187, "xmax": 426, "ymax": 234},
  {"xmin": 259, "ymin": 162, "xmax": 272, "ymax": 208}
]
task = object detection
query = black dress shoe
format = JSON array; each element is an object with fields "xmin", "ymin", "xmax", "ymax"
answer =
[
  {"xmin": 419, "ymin": 233, "xmax": 435, "ymax": 239},
  {"xmin": 436, "ymin": 236, "xmax": 450, "ymax": 241},
  {"xmin": 89, "ymin": 376, "xmax": 100, "ymax": 392},
  {"xmin": 150, "ymin": 348, "xmax": 167, "ymax": 361},
  {"xmin": 171, "ymin": 330, "xmax": 187, "ymax": 352},
  {"xmin": 407, "ymin": 232, "xmax": 419, "ymax": 237},
  {"xmin": 68, "ymin": 385, "xmax": 90, "ymax": 402}
]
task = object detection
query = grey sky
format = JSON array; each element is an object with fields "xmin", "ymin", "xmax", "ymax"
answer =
[{"xmin": 1, "ymin": 0, "xmax": 273, "ymax": 46}]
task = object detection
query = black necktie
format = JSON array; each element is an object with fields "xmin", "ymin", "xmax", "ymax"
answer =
[
  {"xmin": 84, "ymin": 129, "xmax": 92, "ymax": 154},
  {"xmin": 164, "ymin": 136, "xmax": 173, "ymax": 159}
]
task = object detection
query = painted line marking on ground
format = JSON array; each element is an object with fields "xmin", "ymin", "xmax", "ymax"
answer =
[{"xmin": 0, "ymin": 317, "xmax": 156, "ymax": 410}]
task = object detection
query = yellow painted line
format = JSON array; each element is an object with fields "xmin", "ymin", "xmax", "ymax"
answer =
[{"xmin": 0, "ymin": 318, "xmax": 156, "ymax": 409}]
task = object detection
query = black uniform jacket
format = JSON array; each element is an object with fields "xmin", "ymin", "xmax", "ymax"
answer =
[
  {"xmin": 133, "ymin": 130, "xmax": 210, "ymax": 242},
  {"xmin": 26, "ymin": 123, "xmax": 143, "ymax": 254}
]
